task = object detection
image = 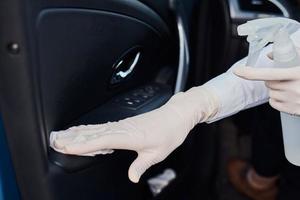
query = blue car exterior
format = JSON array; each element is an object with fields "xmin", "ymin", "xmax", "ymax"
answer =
[{"xmin": 0, "ymin": 118, "xmax": 20, "ymax": 200}]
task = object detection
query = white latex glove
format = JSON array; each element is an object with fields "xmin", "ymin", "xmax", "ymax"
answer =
[
  {"xmin": 234, "ymin": 66, "xmax": 300, "ymax": 116},
  {"xmin": 50, "ymin": 86, "xmax": 219, "ymax": 183}
]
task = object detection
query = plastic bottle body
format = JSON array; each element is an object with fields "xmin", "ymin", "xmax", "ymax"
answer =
[
  {"xmin": 280, "ymin": 112, "xmax": 300, "ymax": 166},
  {"xmin": 238, "ymin": 18, "xmax": 300, "ymax": 166},
  {"xmin": 274, "ymin": 37, "xmax": 300, "ymax": 166}
]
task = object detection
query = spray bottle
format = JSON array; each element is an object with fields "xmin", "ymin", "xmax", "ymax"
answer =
[{"xmin": 238, "ymin": 17, "xmax": 300, "ymax": 166}]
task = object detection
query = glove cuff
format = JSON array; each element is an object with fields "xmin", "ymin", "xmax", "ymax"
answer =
[{"xmin": 165, "ymin": 86, "xmax": 220, "ymax": 131}]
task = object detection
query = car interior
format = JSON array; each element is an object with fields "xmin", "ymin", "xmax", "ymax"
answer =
[{"xmin": 0, "ymin": 0, "xmax": 300, "ymax": 199}]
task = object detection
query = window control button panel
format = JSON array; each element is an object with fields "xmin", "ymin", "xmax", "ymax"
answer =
[{"xmin": 113, "ymin": 85, "xmax": 162, "ymax": 109}]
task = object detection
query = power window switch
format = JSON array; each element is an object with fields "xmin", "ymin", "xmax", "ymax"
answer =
[{"xmin": 126, "ymin": 101, "xmax": 134, "ymax": 105}]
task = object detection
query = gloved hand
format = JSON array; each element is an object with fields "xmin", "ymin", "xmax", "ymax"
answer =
[
  {"xmin": 234, "ymin": 66, "xmax": 300, "ymax": 116},
  {"xmin": 50, "ymin": 86, "xmax": 219, "ymax": 183}
]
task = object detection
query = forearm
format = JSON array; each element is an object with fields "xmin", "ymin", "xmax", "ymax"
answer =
[
  {"xmin": 203, "ymin": 65, "xmax": 268, "ymax": 123},
  {"xmin": 202, "ymin": 47, "xmax": 272, "ymax": 122}
]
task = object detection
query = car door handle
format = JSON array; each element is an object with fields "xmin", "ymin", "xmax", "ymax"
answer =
[
  {"xmin": 110, "ymin": 47, "xmax": 141, "ymax": 85},
  {"xmin": 115, "ymin": 52, "xmax": 140, "ymax": 78}
]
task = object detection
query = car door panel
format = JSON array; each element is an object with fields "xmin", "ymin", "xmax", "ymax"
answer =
[
  {"xmin": 1, "ymin": 0, "xmax": 222, "ymax": 199},
  {"xmin": 37, "ymin": 8, "xmax": 168, "ymax": 132},
  {"xmin": 0, "ymin": 0, "xmax": 176, "ymax": 199}
]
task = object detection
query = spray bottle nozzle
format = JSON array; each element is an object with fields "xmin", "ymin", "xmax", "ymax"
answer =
[{"xmin": 237, "ymin": 17, "xmax": 300, "ymax": 66}]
